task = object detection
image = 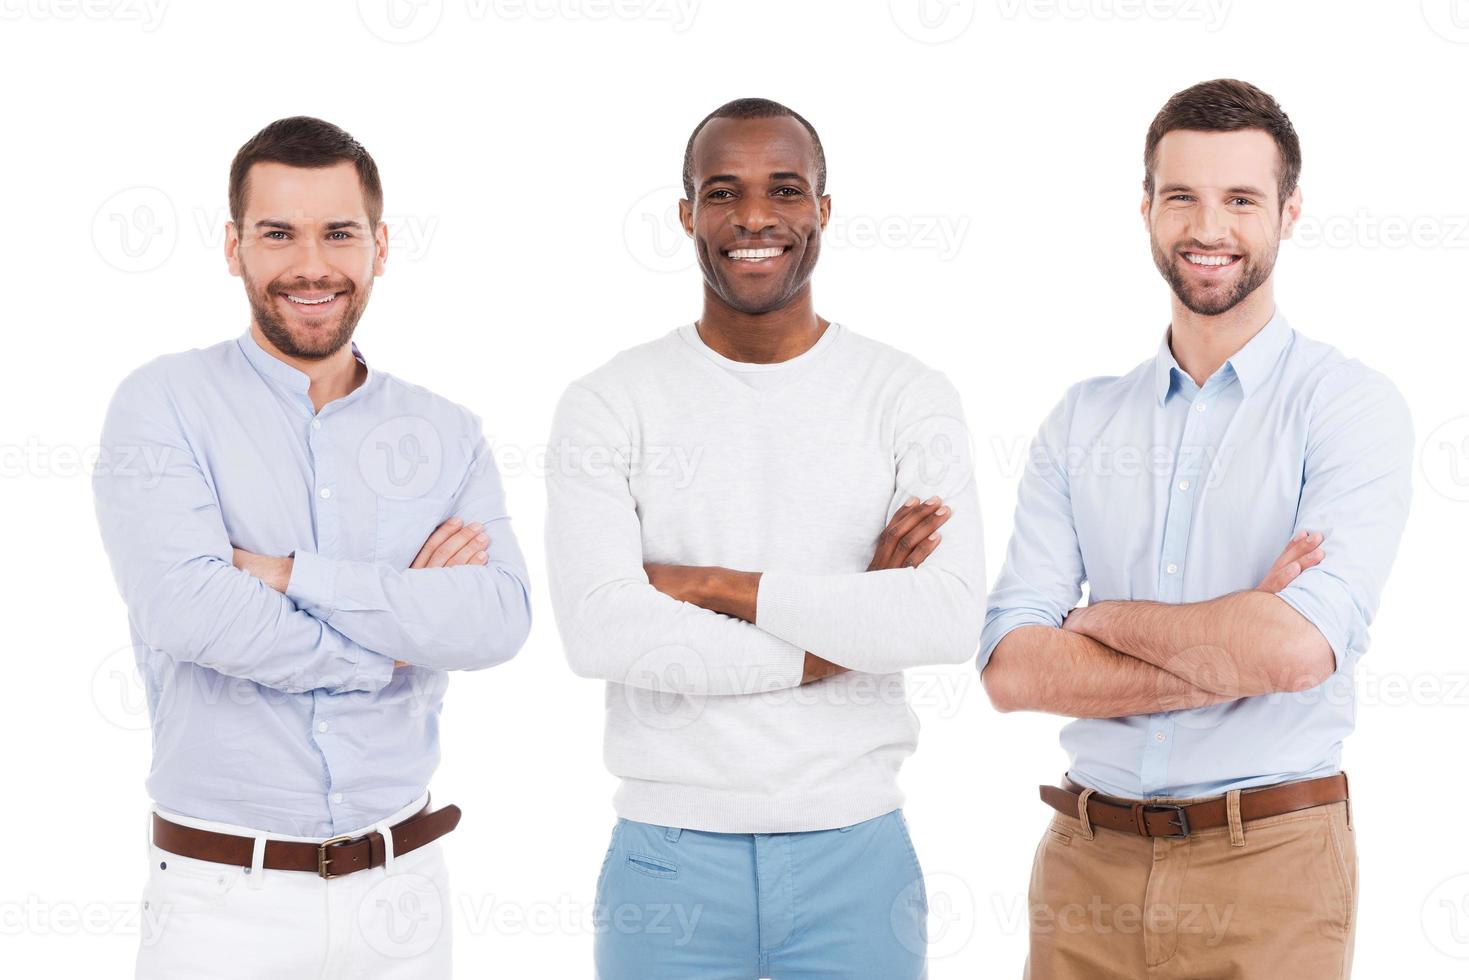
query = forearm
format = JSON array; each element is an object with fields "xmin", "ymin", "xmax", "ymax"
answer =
[
  {"xmin": 754, "ymin": 563, "xmax": 985, "ymax": 672},
  {"xmin": 1065, "ymin": 591, "xmax": 1334, "ymax": 697},
  {"xmin": 554, "ymin": 577, "xmax": 806, "ymax": 695},
  {"xmin": 129, "ymin": 555, "xmax": 395, "ymax": 694},
  {"xmin": 93, "ymin": 371, "xmax": 393, "ymax": 696},
  {"xmin": 982, "ymin": 625, "xmax": 1235, "ymax": 718},
  {"xmin": 659, "ymin": 560, "xmax": 984, "ymax": 675},
  {"xmin": 287, "ymin": 551, "xmax": 532, "ymax": 671}
]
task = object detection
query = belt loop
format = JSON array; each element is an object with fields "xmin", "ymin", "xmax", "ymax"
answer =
[
  {"xmin": 247, "ymin": 834, "xmax": 267, "ymax": 889},
  {"xmin": 1341, "ymin": 770, "xmax": 1352, "ymax": 830},
  {"xmin": 375, "ymin": 820, "xmax": 398, "ymax": 874},
  {"xmin": 1075, "ymin": 788, "xmax": 1096, "ymax": 841},
  {"xmin": 664, "ymin": 826, "xmax": 682, "ymax": 843},
  {"xmin": 1226, "ymin": 790, "xmax": 1245, "ymax": 847}
]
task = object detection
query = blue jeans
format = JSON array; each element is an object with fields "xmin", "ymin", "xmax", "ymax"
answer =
[{"xmin": 593, "ymin": 809, "xmax": 928, "ymax": 979}]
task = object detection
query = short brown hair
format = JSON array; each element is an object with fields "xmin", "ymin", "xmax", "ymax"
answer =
[
  {"xmin": 228, "ymin": 116, "xmax": 383, "ymax": 228},
  {"xmin": 1143, "ymin": 79, "xmax": 1300, "ymax": 208}
]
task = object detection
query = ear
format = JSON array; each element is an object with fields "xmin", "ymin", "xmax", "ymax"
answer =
[
  {"xmin": 1279, "ymin": 185, "xmax": 1303, "ymax": 241},
  {"xmin": 818, "ymin": 194, "xmax": 831, "ymax": 231},
  {"xmin": 1139, "ymin": 183, "xmax": 1152, "ymax": 231},
  {"xmin": 373, "ymin": 220, "xmax": 389, "ymax": 275},
  {"xmin": 224, "ymin": 221, "xmax": 242, "ymax": 277},
  {"xmin": 678, "ymin": 197, "xmax": 694, "ymax": 238}
]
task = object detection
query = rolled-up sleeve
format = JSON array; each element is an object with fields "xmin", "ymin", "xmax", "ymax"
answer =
[
  {"xmin": 978, "ymin": 387, "xmax": 1087, "ymax": 674},
  {"xmin": 1276, "ymin": 364, "xmax": 1414, "ymax": 670}
]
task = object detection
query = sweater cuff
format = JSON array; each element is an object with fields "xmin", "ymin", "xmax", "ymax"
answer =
[{"xmin": 285, "ymin": 549, "xmax": 338, "ymax": 619}]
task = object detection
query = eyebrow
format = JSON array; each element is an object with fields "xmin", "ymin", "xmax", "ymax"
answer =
[
  {"xmin": 698, "ymin": 172, "xmax": 812, "ymax": 192},
  {"xmin": 253, "ymin": 218, "xmax": 365, "ymax": 231}
]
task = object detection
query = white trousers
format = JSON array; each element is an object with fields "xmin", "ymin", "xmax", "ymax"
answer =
[{"xmin": 135, "ymin": 793, "xmax": 452, "ymax": 979}]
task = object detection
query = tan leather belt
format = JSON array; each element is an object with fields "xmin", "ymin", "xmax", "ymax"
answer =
[
  {"xmin": 151, "ymin": 802, "xmax": 462, "ymax": 879},
  {"xmin": 1040, "ymin": 774, "xmax": 1348, "ymax": 839}
]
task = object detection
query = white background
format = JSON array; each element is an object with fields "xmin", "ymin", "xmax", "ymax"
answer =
[{"xmin": 2, "ymin": 0, "xmax": 1467, "ymax": 975}]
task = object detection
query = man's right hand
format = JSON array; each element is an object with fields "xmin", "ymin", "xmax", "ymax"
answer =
[
  {"xmin": 802, "ymin": 497, "xmax": 954, "ymax": 684},
  {"xmin": 1255, "ymin": 530, "xmax": 1324, "ymax": 593}
]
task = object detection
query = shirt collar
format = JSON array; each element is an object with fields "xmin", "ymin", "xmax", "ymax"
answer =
[
  {"xmin": 1223, "ymin": 308, "xmax": 1291, "ymax": 397},
  {"xmin": 237, "ymin": 328, "xmax": 372, "ymax": 405},
  {"xmin": 1152, "ymin": 307, "xmax": 1292, "ymax": 405}
]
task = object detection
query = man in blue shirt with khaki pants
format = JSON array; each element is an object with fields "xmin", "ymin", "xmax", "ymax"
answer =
[{"xmin": 981, "ymin": 79, "xmax": 1412, "ymax": 978}]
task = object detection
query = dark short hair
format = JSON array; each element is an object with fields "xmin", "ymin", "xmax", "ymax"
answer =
[
  {"xmin": 229, "ymin": 116, "xmax": 383, "ymax": 228},
  {"xmin": 682, "ymin": 97, "xmax": 826, "ymax": 200},
  {"xmin": 1144, "ymin": 79, "xmax": 1301, "ymax": 207}
]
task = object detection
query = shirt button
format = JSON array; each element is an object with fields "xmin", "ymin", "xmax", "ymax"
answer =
[
  {"xmin": 1154, "ymin": 731, "xmax": 1166, "ymax": 742},
  {"xmin": 332, "ymin": 792, "xmax": 344, "ymax": 804},
  {"xmin": 1177, "ymin": 479, "xmax": 1191, "ymax": 491},
  {"xmin": 1194, "ymin": 402, "xmax": 1207, "ymax": 413},
  {"xmin": 319, "ymin": 487, "xmax": 332, "ymax": 499},
  {"xmin": 311, "ymin": 418, "xmax": 321, "ymax": 430},
  {"xmin": 1166, "ymin": 563, "xmax": 1179, "ymax": 574},
  {"xmin": 317, "ymin": 721, "xmax": 329, "ymax": 733}
]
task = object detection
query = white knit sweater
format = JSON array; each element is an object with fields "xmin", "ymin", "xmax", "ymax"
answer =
[{"xmin": 546, "ymin": 322, "xmax": 986, "ymax": 832}]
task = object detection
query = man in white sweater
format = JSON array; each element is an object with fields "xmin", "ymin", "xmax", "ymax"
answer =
[{"xmin": 546, "ymin": 98, "xmax": 985, "ymax": 979}]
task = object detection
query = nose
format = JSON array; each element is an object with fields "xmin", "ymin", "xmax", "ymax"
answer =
[
  {"xmin": 731, "ymin": 195, "xmax": 777, "ymax": 238},
  {"xmin": 289, "ymin": 236, "xmax": 333, "ymax": 282},
  {"xmin": 1190, "ymin": 202, "xmax": 1231, "ymax": 247}
]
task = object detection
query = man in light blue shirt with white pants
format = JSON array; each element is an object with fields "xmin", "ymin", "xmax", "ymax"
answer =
[
  {"xmin": 980, "ymin": 80, "xmax": 1412, "ymax": 978},
  {"xmin": 93, "ymin": 116, "xmax": 531, "ymax": 979}
]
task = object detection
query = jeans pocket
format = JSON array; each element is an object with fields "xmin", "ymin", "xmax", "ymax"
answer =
[
  {"xmin": 596, "ymin": 821, "xmax": 623, "ymax": 895},
  {"xmin": 625, "ymin": 852, "xmax": 679, "ymax": 879},
  {"xmin": 147, "ymin": 844, "xmax": 242, "ymax": 912},
  {"xmin": 1323, "ymin": 806, "xmax": 1356, "ymax": 931},
  {"xmin": 891, "ymin": 811, "xmax": 928, "ymax": 913}
]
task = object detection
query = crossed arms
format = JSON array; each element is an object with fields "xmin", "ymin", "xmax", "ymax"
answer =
[
  {"xmin": 544, "ymin": 375, "xmax": 987, "ymax": 695},
  {"xmin": 983, "ymin": 533, "xmax": 1331, "ymax": 718},
  {"xmin": 92, "ymin": 368, "xmax": 531, "ymax": 696},
  {"xmin": 980, "ymin": 372, "xmax": 1413, "ymax": 719}
]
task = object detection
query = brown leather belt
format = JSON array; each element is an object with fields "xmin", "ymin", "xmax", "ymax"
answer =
[
  {"xmin": 1040, "ymin": 773, "xmax": 1348, "ymax": 839},
  {"xmin": 151, "ymin": 802, "xmax": 462, "ymax": 879}
]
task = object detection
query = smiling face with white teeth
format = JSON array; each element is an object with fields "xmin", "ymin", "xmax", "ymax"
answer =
[
  {"xmin": 1143, "ymin": 128, "xmax": 1300, "ymax": 318},
  {"xmin": 679, "ymin": 115, "xmax": 830, "ymax": 318},
  {"xmin": 225, "ymin": 160, "xmax": 388, "ymax": 360}
]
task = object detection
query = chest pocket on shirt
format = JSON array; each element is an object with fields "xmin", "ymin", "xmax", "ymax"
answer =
[{"xmin": 374, "ymin": 495, "xmax": 451, "ymax": 569}]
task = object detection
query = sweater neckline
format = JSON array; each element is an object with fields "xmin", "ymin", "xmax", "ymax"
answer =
[{"xmin": 675, "ymin": 321, "xmax": 844, "ymax": 393}]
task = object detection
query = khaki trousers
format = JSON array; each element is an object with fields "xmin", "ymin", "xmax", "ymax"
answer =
[{"xmin": 1024, "ymin": 784, "xmax": 1357, "ymax": 980}]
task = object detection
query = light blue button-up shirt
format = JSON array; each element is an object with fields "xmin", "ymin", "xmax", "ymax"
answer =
[
  {"xmin": 980, "ymin": 310, "xmax": 1413, "ymax": 799},
  {"xmin": 93, "ymin": 330, "xmax": 531, "ymax": 836}
]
